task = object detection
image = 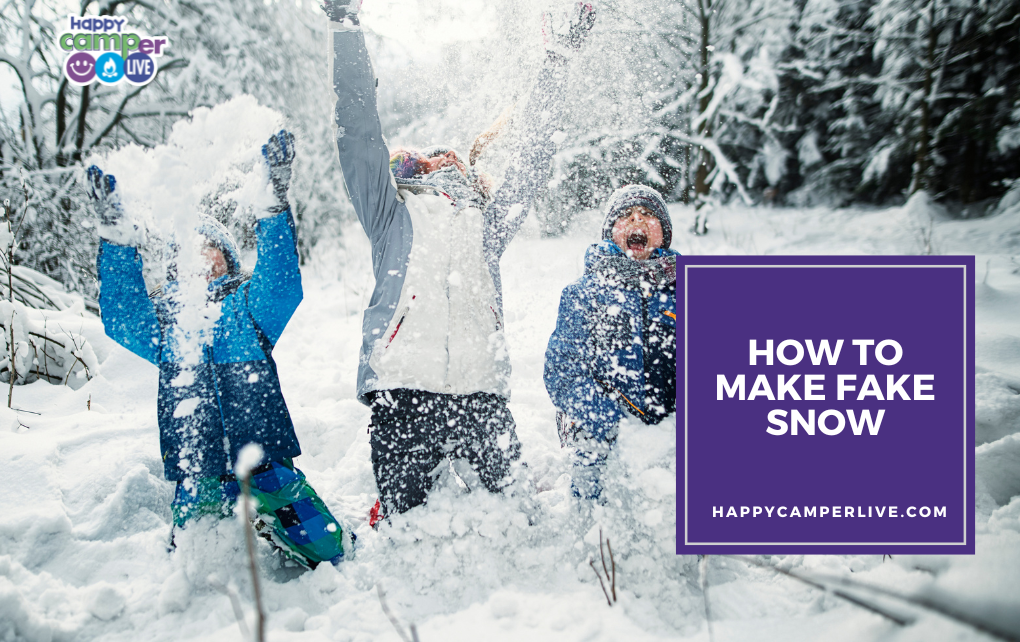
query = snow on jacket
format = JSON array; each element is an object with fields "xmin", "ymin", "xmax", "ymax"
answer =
[
  {"xmin": 98, "ymin": 210, "xmax": 302, "ymax": 482},
  {"xmin": 329, "ymin": 23, "xmax": 567, "ymax": 402},
  {"xmin": 544, "ymin": 241, "xmax": 679, "ymax": 439}
]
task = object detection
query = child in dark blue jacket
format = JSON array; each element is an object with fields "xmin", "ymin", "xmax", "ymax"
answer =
[
  {"xmin": 544, "ymin": 185, "xmax": 678, "ymax": 501},
  {"xmin": 90, "ymin": 132, "xmax": 349, "ymax": 566}
]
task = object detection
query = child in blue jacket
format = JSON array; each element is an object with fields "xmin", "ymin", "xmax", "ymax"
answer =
[
  {"xmin": 544, "ymin": 185, "xmax": 678, "ymax": 501},
  {"xmin": 90, "ymin": 132, "xmax": 349, "ymax": 566}
]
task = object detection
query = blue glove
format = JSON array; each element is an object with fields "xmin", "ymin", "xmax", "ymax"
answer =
[
  {"xmin": 86, "ymin": 165, "xmax": 123, "ymax": 227},
  {"xmin": 321, "ymin": 0, "xmax": 361, "ymax": 24},
  {"xmin": 543, "ymin": 2, "xmax": 597, "ymax": 59},
  {"xmin": 261, "ymin": 130, "xmax": 296, "ymax": 217},
  {"xmin": 86, "ymin": 165, "xmax": 143, "ymax": 245}
]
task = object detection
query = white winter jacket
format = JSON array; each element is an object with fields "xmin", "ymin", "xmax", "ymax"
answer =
[
  {"xmin": 368, "ymin": 189, "xmax": 511, "ymax": 396},
  {"xmin": 329, "ymin": 23, "xmax": 568, "ymax": 402}
]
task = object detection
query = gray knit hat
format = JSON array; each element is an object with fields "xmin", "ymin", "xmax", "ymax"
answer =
[
  {"xmin": 600, "ymin": 184, "xmax": 672, "ymax": 249},
  {"xmin": 420, "ymin": 144, "xmax": 463, "ymax": 162}
]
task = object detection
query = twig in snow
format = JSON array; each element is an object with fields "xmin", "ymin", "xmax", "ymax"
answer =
[
  {"xmin": 56, "ymin": 326, "xmax": 92, "ymax": 385},
  {"xmin": 805, "ymin": 566, "xmax": 1020, "ymax": 642},
  {"xmin": 700, "ymin": 555, "xmax": 715, "ymax": 642},
  {"xmin": 376, "ymin": 583, "xmax": 420, "ymax": 642},
  {"xmin": 2, "ymin": 198, "xmax": 18, "ymax": 405},
  {"xmin": 739, "ymin": 553, "xmax": 1020, "ymax": 641},
  {"xmin": 589, "ymin": 528, "xmax": 617, "ymax": 606},
  {"xmin": 600, "ymin": 528, "xmax": 616, "ymax": 602},
  {"xmin": 0, "ymin": 365, "xmax": 63, "ymax": 383},
  {"xmin": 589, "ymin": 559, "xmax": 612, "ymax": 607},
  {"xmin": 209, "ymin": 579, "xmax": 251, "ymax": 640},
  {"xmin": 8, "ymin": 309, "xmax": 17, "ymax": 408},
  {"xmin": 727, "ymin": 555, "xmax": 914, "ymax": 626},
  {"xmin": 239, "ymin": 470, "xmax": 266, "ymax": 642}
]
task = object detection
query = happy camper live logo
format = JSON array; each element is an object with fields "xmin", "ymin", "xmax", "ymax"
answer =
[
  {"xmin": 676, "ymin": 256, "xmax": 976, "ymax": 555},
  {"xmin": 60, "ymin": 16, "xmax": 169, "ymax": 86}
]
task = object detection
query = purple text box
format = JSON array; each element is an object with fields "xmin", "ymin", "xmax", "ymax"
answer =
[{"xmin": 677, "ymin": 256, "xmax": 975, "ymax": 554}]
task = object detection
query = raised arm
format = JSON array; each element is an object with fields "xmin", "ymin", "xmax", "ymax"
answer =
[
  {"xmin": 89, "ymin": 166, "xmax": 161, "ymax": 365},
  {"xmin": 544, "ymin": 282, "xmax": 626, "ymax": 439},
  {"xmin": 245, "ymin": 210, "xmax": 301, "ymax": 345},
  {"xmin": 326, "ymin": 1, "xmax": 403, "ymax": 243},
  {"xmin": 485, "ymin": 3, "xmax": 597, "ymax": 258},
  {"xmin": 246, "ymin": 131, "xmax": 302, "ymax": 345}
]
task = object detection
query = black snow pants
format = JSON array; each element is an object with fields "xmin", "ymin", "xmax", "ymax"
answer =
[{"xmin": 368, "ymin": 389, "xmax": 522, "ymax": 517}]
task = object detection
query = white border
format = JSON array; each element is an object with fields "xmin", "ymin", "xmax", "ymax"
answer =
[{"xmin": 683, "ymin": 264, "xmax": 969, "ymax": 546}]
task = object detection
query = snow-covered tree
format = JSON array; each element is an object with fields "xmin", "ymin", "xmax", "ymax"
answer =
[
  {"xmin": 0, "ymin": 0, "xmax": 350, "ymax": 297},
  {"xmin": 534, "ymin": 0, "xmax": 796, "ymax": 233}
]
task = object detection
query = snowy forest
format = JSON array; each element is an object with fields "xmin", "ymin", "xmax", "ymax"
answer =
[
  {"xmin": 1, "ymin": 0, "xmax": 1020, "ymax": 641},
  {"xmin": 3, "ymin": 0, "xmax": 1020, "ymax": 295}
]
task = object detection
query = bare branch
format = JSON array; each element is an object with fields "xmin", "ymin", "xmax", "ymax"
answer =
[
  {"xmin": 208, "ymin": 580, "xmax": 251, "ymax": 640},
  {"xmin": 589, "ymin": 559, "xmax": 612, "ymax": 607},
  {"xmin": 599, "ymin": 528, "xmax": 610, "ymax": 592},
  {"xmin": 84, "ymin": 58, "xmax": 188, "ymax": 151},
  {"xmin": 376, "ymin": 584, "xmax": 413, "ymax": 642},
  {"xmin": 728, "ymin": 556, "xmax": 915, "ymax": 626},
  {"xmin": 607, "ymin": 537, "xmax": 616, "ymax": 603},
  {"xmin": 239, "ymin": 472, "xmax": 266, "ymax": 642},
  {"xmin": 700, "ymin": 556, "xmax": 715, "ymax": 642}
]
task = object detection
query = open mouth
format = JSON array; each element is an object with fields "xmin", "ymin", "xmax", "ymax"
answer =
[{"xmin": 627, "ymin": 231, "xmax": 648, "ymax": 251}]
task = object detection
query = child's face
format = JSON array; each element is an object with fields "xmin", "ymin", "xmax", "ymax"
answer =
[
  {"xmin": 202, "ymin": 245, "xmax": 228, "ymax": 282},
  {"xmin": 421, "ymin": 150, "xmax": 466, "ymax": 175},
  {"xmin": 612, "ymin": 206, "xmax": 663, "ymax": 261}
]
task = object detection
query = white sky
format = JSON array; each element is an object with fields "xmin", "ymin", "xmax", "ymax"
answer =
[
  {"xmin": 358, "ymin": 0, "xmax": 498, "ymax": 48},
  {"xmin": 0, "ymin": 1, "xmax": 502, "ymax": 139}
]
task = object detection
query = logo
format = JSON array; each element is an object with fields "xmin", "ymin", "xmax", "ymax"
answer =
[{"xmin": 59, "ymin": 16, "xmax": 168, "ymax": 86}]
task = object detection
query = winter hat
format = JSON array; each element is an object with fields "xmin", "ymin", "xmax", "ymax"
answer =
[
  {"xmin": 600, "ymin": 184, "xmax": 672, "ymax": 250},
  {"xmin": 420, "ymin": 144, "xmax": 463, "ymax": 163},
  {"xmin": 389, "ymin": 149, "xmax": 427, "ymax": 179},
  {"xmin": 195, "ymin": 216, "xmax": 242, "ymax": 278}
]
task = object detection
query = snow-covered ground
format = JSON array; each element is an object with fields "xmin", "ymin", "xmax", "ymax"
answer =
[{"xmin": 2, "ymin": 199, "xmax": 1020, "ymax": 642}]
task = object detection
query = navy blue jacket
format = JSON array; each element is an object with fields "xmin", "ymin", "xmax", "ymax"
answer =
[
  {"xmin": 544, "ymin": 241, "xmax": 678, "ymax": 440},
  {"xmin": 98, "ymin": 211, "xmax": 302, "ymax": 481}
]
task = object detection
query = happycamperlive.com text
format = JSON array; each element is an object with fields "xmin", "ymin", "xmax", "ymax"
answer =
[{"xmin": 712, "ymin": 505, "xmax": 948, "ymax": 518}]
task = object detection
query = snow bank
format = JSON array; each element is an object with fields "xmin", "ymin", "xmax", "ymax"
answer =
[
  {"xmin": 3, "ymin": 194, "xmax": 1020, "ymax": 641},
  {"xmin": 590, "ymin": 417, "xmax": 702, "ymax": 633}
]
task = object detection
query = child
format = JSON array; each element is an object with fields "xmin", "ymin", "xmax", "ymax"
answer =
[
  {"xmin": 90, "ymin": 131, "xmax": 349, "ymax": 566},
  {"xmin": 544, "ymin": 185, "xmax": 679, "ymax": 501},
  {"xmin": 323, "ymin": 0, "xmax": 597, "ymax": 518}
]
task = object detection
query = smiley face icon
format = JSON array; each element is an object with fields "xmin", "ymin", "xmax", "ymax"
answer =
[{"xmin": 65, "ymin": 52, "xmax": 96, "ymax": 85}]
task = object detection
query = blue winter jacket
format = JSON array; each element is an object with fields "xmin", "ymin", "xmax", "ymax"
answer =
[
  {"xmin": 98, "ymin": 211, "xmax": 302, "ymax": 482},
  {"xmin": 544, "ymin": 241, "xmax": 678, "ymax": 440}
]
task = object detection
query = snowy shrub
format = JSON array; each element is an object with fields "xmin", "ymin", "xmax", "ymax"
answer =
[
  {"xmin": 0, "ymin": 297, "xmax": 99, "ymax": 390},
  {"xmin": 1, "ymin": 265, "xmax": 94, "ymax": 312}
]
